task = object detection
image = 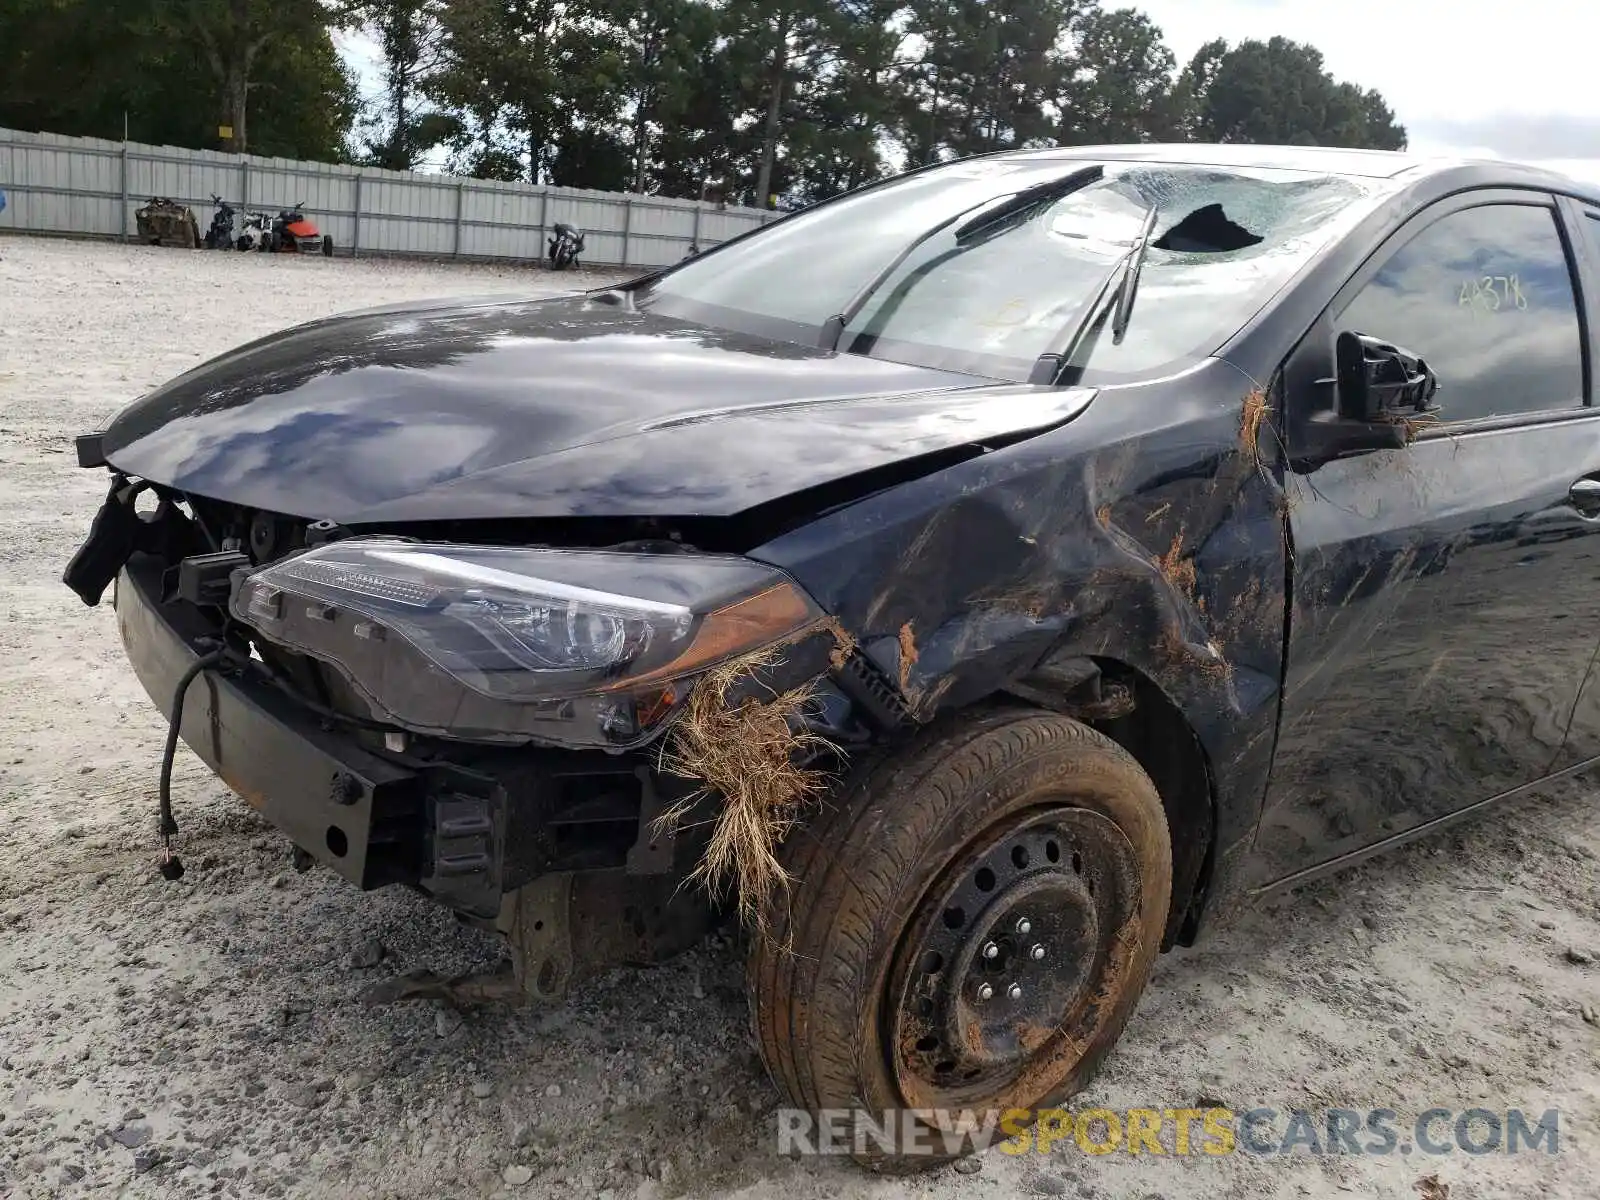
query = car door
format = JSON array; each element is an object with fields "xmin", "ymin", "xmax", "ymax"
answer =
[
  {"xmin": 1545, "ymin": 197, "xmax": 1600, "ymax": 776},
  {"xmin": 1253, "ymin": 189, "xmax": 1600, "ymax": 885}
]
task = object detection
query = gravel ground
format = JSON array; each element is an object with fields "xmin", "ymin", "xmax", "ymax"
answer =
[{"xmin": 2, "ymin": 234, "xmax": 1598, "ymax": 1200}]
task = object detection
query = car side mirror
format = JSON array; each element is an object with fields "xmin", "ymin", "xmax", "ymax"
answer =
[
  {"xmin": 1289, "ymin": 331, "xmax": 1442, "ymax": 467},
  {"xmin": 1335, "ymin": 331, "xmax": 1440, "ymax": 423}
]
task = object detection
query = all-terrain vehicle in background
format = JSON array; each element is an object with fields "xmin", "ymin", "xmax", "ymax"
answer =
[
  {"xmin": 60, "ymin": 143, "xmax": 1600, "ymax": 1169},
  {"xmin": 547, "ymin": 221, "xmax": 584, "ymax": 270},
  {"xmin": 268, "ymin": 202, "xmax": 334, "ymax": 256},
  {"xmin": 134, "ymin": 197, "xmax": 200, "ymax": 248}
]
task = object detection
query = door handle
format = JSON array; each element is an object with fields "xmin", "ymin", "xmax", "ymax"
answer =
[{"xmin": 1570, "ymin": 477, "xmax": 1600, "ymax": 516}]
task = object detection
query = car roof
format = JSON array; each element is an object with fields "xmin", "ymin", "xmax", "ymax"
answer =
[
  {"xmin": 995, "ymin": 142, "xmax": 1423, "ymax": 178},
  {"xmin": 980, "ymin": 142, "xmax": 1598, "ymax": 198}
]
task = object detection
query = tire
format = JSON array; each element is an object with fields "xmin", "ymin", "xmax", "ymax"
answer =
[
  {"xmin": 748, "ymin": 708, "xmax": 1171, "ymax": 1172},
  {"xmin": 322, "ymin": 235, "xmax": 334, "ymax": 257}
]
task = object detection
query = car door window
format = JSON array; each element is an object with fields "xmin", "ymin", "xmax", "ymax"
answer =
[{"xmin": 1336, "ymin": 203, "xmax": 1584, "ymax": 423}]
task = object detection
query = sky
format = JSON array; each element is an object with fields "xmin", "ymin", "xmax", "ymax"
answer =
[
  {"xmin": 337, "ymin": 0, "xmax": 1600, "ymax": 184},
  {"xmin": 1135, "ymin": 0, "xmax": 1600, "ymax": 182}
]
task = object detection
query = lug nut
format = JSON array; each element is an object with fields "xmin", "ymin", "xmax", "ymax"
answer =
[
  {"xmin": 982, "ymin": 941, "xmax": 999, "ymax": 959},
  {"xmin": 1007, "ymin": 983, "xmax": 1023, "ymax": 1001},
  {"xmin": 1030, "ymin": 944, "xmax": 1046, "ymax": 961},
  {"xmin": 977, "ymin": 983, "xmax": 994, "ymax": 1001},
  {"xmin": 1015, "ymin": 918, "xmax": 1032, "ymax": 935}
]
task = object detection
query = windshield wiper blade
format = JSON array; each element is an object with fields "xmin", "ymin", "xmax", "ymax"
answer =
[
  {"xmin": 949, "ymin": 165, "xmax": 1104, "ymax": 244},
  {"xmin": 819, "ymin": 165, "xmax": 1104, "ymax": 353},
  {"xmin": 1110, "ymin": 203, "xmax": 1159, "ymax": 344},
  {"xmin": 1027, "ymin": 201, "xmax": 1158, "ymax": 386}
]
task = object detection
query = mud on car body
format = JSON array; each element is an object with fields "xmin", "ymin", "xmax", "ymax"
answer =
[{"xmin": 63, "ymin": 144, "xmax": 1600, "ymax": 1167}]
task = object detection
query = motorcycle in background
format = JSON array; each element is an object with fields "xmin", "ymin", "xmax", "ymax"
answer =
[
  {"xmin": 202, "ymin": 196, "xmax": 237, "ymax": 249},
  {"xmin": 237, "ymin": 210, "xmax": 274, "ymax": 252},
  {"xmin": 202, "ymin": 196, "xmax": 334, "ymax": 257},
  {"xmin": 547, "ymin": 223, "xmax": 585, "ymax": 271}
]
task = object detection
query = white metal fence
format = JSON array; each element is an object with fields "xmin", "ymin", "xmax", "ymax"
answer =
[{"xmin": 0, "ymin": 126, "xmax": 775, "ymax": 268}]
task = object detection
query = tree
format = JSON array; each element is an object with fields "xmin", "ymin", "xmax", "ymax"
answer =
[
  {"xmin": 736, "ymin": 0, "xmax": 907, "ymax": 204},
  {"xmin": 1168, "ymin": 35, "xmax": 1226, "ymax": 140},
  {"xmin": 587, "ymin": 0, "xmax": 723, "ymax": 194},
  {"xmin": 900, "ymin": 0, "xmax": 1086, "ymax": 166},
  {"xmin": 547, "ymin": 122, "xmax": 632, "ymax": 190},
  {"xmin": 427, "ymin": 0, "xmax": 619, "ymax": 183},
  {"xmin": 0, "ymin": 0, "xmax": 160, "ymax": 139},
  {"xmin": 246, "ymin": 23, "xmax": 361, "ymax": 160},
  {"xmin": 811, "ymin": 0, "xmax": 911, "ymax": 193},
  {"xmin": 645, "ymin": 41, "xmax": 747, "ymax": 201},
  {"xmin": 1058, "ymin": 7, "xmax": 1181, "ymax": 145},
  {"xmin": 3, "ymin": 0, "xmax": 1414, "ymax": 206},
  {"xmin": 0, "ymin": 0, "xmax": 355, "ymax": 158},
  {"xmin": 177, "ymin": 0, "xmax": 336, "ymax": 154},
  {"xmin": 1179, "ymin": 36, "xmax": 1407, "ymax": 150},
  {"xmin": 718, "ymin": 0, "xmax": 836, "ymax": 207},
  {"xmin": 335, "ymin": 0, "xmax": 448, "ymax": 169}
]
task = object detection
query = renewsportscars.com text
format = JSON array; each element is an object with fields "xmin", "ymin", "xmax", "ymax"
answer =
[{"xmin": 776, "ymin": 1106, "xmax": 1561, "ymax": 1157}]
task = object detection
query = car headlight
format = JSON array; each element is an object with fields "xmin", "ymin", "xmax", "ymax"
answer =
[{"xmin": 230, "ymin": 538, "xmax": 827, "ymax": 747}]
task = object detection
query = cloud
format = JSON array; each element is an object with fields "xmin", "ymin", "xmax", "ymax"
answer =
[
  {"xmin": 1408, "ymin": 114, "xmax": 1600, "ymax": 162},
  {"xmin": 1536, "ymin": 160, "xmax": 1600, "ymax": 187},
  {"xmin": 1135, "ymin": 0, "xmax": 1600, "ymax": 161}
]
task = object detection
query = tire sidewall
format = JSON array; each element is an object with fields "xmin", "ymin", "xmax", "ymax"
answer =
[{"xmin": 777, "ymin": 711, "xmax": 1171, "ymax": 1157}]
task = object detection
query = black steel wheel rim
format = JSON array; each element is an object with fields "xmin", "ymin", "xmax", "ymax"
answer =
[{"xmin": 888, "ymin": 805, "xmax": 1141, "ymax": 1108}]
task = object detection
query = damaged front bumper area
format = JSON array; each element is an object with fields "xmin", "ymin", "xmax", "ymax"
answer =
[
  {"xmin": 113, "ymin": 552, "xmax": 741, "ymax": 996},
  {"xmin": 116, "ymin": 554, "xmax": 422, "ymax": 894},
  {"xmin": 84, "ymin": 463, "xmax": 896, "ymax": 999}
]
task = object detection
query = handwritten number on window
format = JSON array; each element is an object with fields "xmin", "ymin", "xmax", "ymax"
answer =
[{"xmin": 1458, "ymin": 274, "xmax": 1529, "ymax": 314}]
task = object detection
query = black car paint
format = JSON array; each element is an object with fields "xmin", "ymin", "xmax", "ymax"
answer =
[
  {"xmin": 1250, "ymin": 187, "xmax": 1600, "ymax": 885},
  {"xmin": 749, "ymin": 356, "xmax": 1281, "ymax": 935},
  {"xmin": 752, "ymin": 158, "xmax": 1600, "ymax": 919},
  {"xmin": 84, "ymin": 146, "xmax": 1600, "ymax": 944},
  {"xmin": 98, "ymin": 297, "xmax": 1103, "ymax": 523}
]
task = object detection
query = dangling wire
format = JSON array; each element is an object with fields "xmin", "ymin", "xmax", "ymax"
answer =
[{"xmin": 156, "ymin": 647, "xmax": 227, "ymax": 880}]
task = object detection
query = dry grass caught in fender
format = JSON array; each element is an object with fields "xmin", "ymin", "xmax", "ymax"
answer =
[
  {"xmin": 653, "ymin": 651, "xmax": 833, "ymax": 936},
  {"xmin": 1239, "ymin": 388, "xmax": 1271, "ymax": 478}
]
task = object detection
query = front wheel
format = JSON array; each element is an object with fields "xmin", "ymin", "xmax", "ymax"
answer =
[
  {"xmin": 321, "ymin": 235, "xmax": 333, "ymax": 257},
  {"xmin": 747, "ymin": 709, "xmax": 1171, "ymax": 1171}
]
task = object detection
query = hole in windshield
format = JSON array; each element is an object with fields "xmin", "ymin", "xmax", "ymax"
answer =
[{"xmin": 1153, "ymin": 203, "xmax": 1264, "ymax": 253}]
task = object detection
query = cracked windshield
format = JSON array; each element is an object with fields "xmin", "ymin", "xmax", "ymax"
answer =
[{"xmin": 644, "ymin": 162, "xmax": 1384, "ymax": 381}]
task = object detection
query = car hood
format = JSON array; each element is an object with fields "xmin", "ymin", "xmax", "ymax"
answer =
[{"xmin": 101, "ymin": 294, "xmax": 1096, "ymax": 523}]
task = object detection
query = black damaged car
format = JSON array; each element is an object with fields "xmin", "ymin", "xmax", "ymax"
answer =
[{"xmin": 63, "ymin": 143, "xmax": 1600, "ymax": 1165}]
